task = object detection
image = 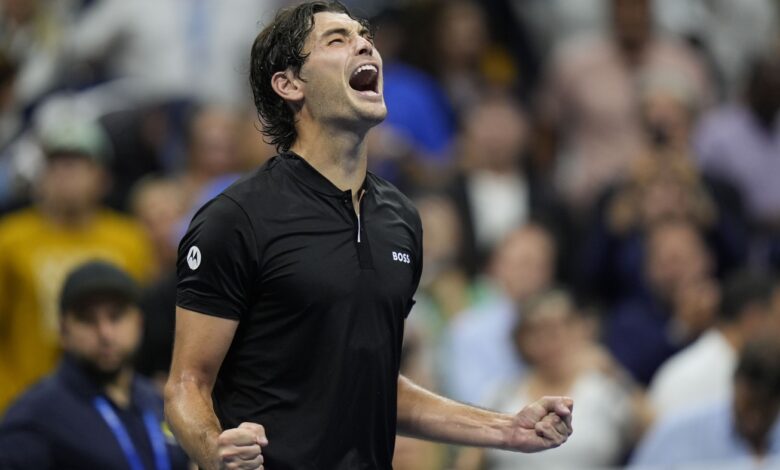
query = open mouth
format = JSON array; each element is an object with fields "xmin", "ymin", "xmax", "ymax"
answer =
[{"xmin": 349, "ymin": 64, "xmax": 379, "ymax": 94}]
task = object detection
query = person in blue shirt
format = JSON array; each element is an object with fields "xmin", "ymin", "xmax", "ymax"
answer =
[
  {"xmin": 630, "ymin": 333, "xmax": 780, "ymax": 469},
  {"xmin": 0, "ymin": 260, "xmax": 190, "ymax": 470}
]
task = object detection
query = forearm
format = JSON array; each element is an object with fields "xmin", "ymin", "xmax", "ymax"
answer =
[
  {"xmin": 164, "ymin": 378, "xmax": 222, "ymax": 470},
  {"xmin": 396, "ymin": 375, "xmax": 514, "ymax": 449}
]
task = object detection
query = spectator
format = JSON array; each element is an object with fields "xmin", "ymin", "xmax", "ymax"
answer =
[
  {"xmin": 0, "ymin": 119, "xmax": 154, "ymax": 412},
  {"xmin": 0, "ymin": 260, "xmax": 190, "ymax": 469},
  {"xmin": 366, "ymin": 7, "xmax": 456, "ymax": 186},
  {"xmin": 404, "ymin": 0, "xmax": 517, "ymax": 118},
  {"xmin": 694, "ymin": 54, "xmax": 780, "ymax": 231},
  {"xmin": 631, "ymin": 334, "xmax": 780, "ymax": 469},
  {"xmin": 655, "ymin": 0, "xmax": 779, "ymax": 99},
  {"xmin": 0, "ymin": 0, "xmax": 69, "ymax": 108},
  {"xmin": 129, "ymin": 176, "xmax": 185, "ymax": 279},
  {"xmin": 537, "ymin": 0, "xmax": 711, "ymax": 212},
  {"xmin": 129, "ymin": 176, "xmax": 186, "ymax": 386},
  {"xmin": 448, "ymin": 94, "xmax": 568, "ymax": 277},
  {"xmin": 407, "ymin": 193, "xmax": 471, "ymax": 345},
  {"xmin": 650, "ymin": 270, "xmax": 777, "ymax": 420},
  {"xmin": 65, "ymin": 0, "xmax": 278, "ymax": 109},
  {"xmin": 605, "ymin": 219, "xmax": 715, "ymax": 385},
  {"xmin": 458, "ymin": 289, "xmax": 643, "ymax": 469},
  {"xmin": 176, "ymin": 105, "xmax": 242, "ymax": 210},
  {"xmin": 580, "ymin": 150, "xmax": 746, "ymax": 304},
  {"xmin": 443, "ymin": 224, "xmax": 557, "ymax": 404}
]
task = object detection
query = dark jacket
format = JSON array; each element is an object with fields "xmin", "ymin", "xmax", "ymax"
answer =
[{"xmin": 0, "ymin": 356, "xmax": 190, "ymax": 470}]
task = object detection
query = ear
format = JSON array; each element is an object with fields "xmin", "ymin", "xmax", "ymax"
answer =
[
  {"xmin": 271, "ymin": 69, "xmax": 304, "ymax": 104},
  {"xmin": 59, "ymin": 313, "xmax": 70, "ymax": 346}
]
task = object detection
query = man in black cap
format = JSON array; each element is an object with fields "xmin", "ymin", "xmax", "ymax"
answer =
[{"xmin": 0, "ymin": 260, "xmax": 189, "ymax": 469}]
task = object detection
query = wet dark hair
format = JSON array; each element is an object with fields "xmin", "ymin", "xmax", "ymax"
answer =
[{"xmin": 249, "ymin": 1, "xmax": 371, "ymax": 152}]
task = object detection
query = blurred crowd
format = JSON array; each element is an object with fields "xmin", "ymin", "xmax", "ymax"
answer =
[{"xmin": 0, "ymin": 0, "xmax": 779, "ymax": 469}]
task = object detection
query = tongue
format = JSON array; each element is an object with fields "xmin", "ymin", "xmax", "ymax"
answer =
[{"xmin": 349, "ymin": 69, "xmax": 376, "ymax": 92}]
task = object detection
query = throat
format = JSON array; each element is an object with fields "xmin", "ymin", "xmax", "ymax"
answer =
[
  {"xmin": 290, "ymin": 131, "xmax": 368, "ymax": 196},
  {"xmin": 104, "ymin": 368, "xmax": 133, "ymax": 408}
]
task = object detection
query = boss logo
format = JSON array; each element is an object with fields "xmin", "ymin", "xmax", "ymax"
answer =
[{"xmin": 392, "ymin": 251, "xmax": 411, "ymax": 264}]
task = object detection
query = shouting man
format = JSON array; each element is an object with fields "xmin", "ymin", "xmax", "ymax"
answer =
[{"xmin": 164, "ymin": 2, "xmax": 573, "ymax": 469}]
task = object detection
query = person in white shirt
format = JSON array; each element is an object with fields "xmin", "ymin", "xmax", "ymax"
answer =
[{"xmin": 649, "ymin": 270, "xmax": 777, "ymax": 420}]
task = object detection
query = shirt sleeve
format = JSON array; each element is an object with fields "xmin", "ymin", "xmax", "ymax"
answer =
[{"xmin": 176, "ymin": 195, "xmax": 260, "ymax": 321}]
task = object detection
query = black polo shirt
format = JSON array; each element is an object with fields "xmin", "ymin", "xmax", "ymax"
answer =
[{"xmin": 176, "ymin": 152, "xmax": 423, "ymax": 470}]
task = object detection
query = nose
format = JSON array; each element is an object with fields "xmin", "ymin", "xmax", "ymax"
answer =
[
  {"xmin": 95, "ymin": 315, "xmax": 117, "ymax": 343},
  {"xmin": 356, "ymin": 35, "xmax": 373, "ymax": 56}
]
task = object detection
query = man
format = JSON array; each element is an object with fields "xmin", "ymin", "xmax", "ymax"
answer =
[
  {"xmin": 650, "ymin": 270, "xmax": 777, "ymax": 419},
  {"xmin": 444, "ymin": 223, "xmax": 558, "ymax": 405},
  {"xmin": 695, "ymin": 54, "xmax": 780, "ymax": 226},
  {"xmin": 0, "ymin": 119, "xmax": 155, "ymax": 412},
  {"xmin": 0, "ymin": 261, "xmax": 190, "ymax": 469},
  {"xmin": 164, "ymin": 2, "xmax": 573, "ymax": 470},
  {"xmin": 630, "ymin": 334, "xmax": 780, "ymax": 469},
  {"xmin": 605, "ymin": 219, "xmax": 714, "ymax": 385}
]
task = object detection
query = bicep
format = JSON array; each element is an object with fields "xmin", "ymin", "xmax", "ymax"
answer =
[{"xmin": 168, "ymin": 307, "xmax": 238, "ymax": 390}]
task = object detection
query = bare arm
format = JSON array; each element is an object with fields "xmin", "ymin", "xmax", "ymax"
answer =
[
  {"xmin": 396, "ymin": 375, "xmax": 573, "ymax": 452},
  {"xmin": 164, "ymin": 307, "xmax": 266, "ymax": 470}
]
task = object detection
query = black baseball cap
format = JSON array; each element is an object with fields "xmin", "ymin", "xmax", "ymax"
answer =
[{"xmin": 59, "ymin": 260, "xmax": 139, "ymax": 314}]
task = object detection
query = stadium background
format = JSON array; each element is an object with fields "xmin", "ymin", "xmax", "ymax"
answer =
[{"xmin": 0, "ymin": 0, "xmax": 779, "ymax": 468}]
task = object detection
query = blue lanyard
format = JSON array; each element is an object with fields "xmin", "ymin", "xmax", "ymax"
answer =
[{"xmin": 93, "ymin": 396, "xmax": 171, "ymax": 470}]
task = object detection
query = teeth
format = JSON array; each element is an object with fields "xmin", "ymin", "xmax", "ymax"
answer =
[{"xmin": 353, "ymin": 64, "xmax": 378, "ymax": 76}]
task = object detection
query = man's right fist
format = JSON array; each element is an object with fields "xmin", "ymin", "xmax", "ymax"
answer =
[{"xmin": 216, "ymin": 422, "xmax": 268, "ymax": 470}]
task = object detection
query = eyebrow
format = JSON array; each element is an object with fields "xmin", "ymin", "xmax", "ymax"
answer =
[{"xmin": 321, "ymin": 26, "xmax": 371, "ymax": 40}]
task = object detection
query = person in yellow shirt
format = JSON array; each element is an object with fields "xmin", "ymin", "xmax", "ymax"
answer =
[{"xmin": 0, "ymin": 120, "xmax": 155, "ymax": 412}]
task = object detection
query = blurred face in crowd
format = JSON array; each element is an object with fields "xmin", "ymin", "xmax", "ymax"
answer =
[
  {"xmin": 641, "ymin": 89, "xmax": 694, "ymax": 152},
  {"xmin": 61, "ymin": 296, "xmax": 142, "ymax": 381},
  {"xmin": 37, "ymin": 154, "xmax": 106, "ymax": 215},
  {"xmin": 462, "ymin": 98, "xmax": 528, "ymax": 172},
  {"xmin": 491, "ymin": 226, "xmax": 555, "ymax": 303},
  {"xmin": 612, "ymin": 0, "xmax": 651, "ymax": 55},
  {"xmin": 646, "ymin": 221, "xmax": 712, "ymax": 300},
  {"xmin": 131, "ymin": 178, "xmax": 185, "ymax": 266},
  {"xmin": 417, "ymin": 195, "xmax": 461, "ymax": 273},
  {"xmin": 289, "ymin": 12, "xmax": 386, "ymax": 133},
  {"xmin": 436, "ymin": 0, "xmax": 488, "ymax": 69},
  {"xmin": 188, "ymin": 108, "xmax": 240, "ymax": 178},
  {"xmin": 733, "ymin": 378, "xmax": 780, "ymax": 455},
  {"xmin": 515, "ymin": 295, "xmax": 581, "ymax": 375}
]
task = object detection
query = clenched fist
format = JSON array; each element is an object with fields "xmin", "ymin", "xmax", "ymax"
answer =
[
  {"xmin": 215, "ymin": 422, "xmax": 268, "ymax": 470},
  {"xmin": 504, "ymin": 396, "xmax": 574, "ymax": 453}
]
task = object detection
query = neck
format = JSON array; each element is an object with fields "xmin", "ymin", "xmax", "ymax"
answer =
[
  {"xmin": 104, "ymin": 367, "xmax": 134, "ymax": 408},
  {"xmin": 290, "ymin": 121, "xmax": 369, "ymax": 200},
  {"xmin": 532, "ymin": 362, "xmax": 577, "ymax": 391},
  {"xmin": 39, "ymin": 202, "xmax": 94, "ymax": 228},
  {"xmin": 718, "ymin": 323, "xmax": 743, "ymax": 351}
]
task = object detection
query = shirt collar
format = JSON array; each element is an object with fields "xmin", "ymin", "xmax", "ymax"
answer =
[{"xmin": 280, "ymin": 151, "xmax": 369, "ymax": 198}]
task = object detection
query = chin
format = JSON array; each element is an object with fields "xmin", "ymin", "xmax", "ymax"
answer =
[{"xmin": 356, "ymin": 101, "xmax": 387, "ymax": 127}]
